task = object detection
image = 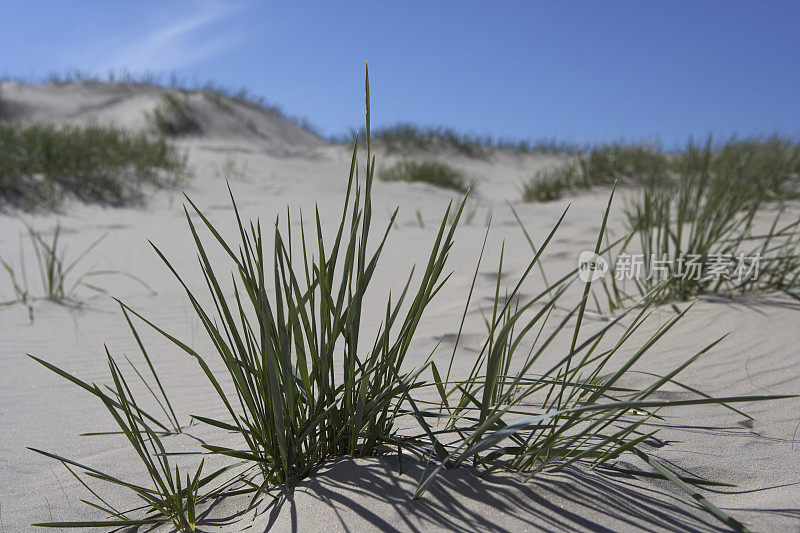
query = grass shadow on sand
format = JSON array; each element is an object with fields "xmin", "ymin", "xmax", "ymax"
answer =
[{"xmin": 195, "ymin": 455, "xmax": 757, "ymax": 532}]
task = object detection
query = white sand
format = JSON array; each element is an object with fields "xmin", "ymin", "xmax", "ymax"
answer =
[{"xmin": 1, "ymin": 83, "xmax": 799, "ymax": 532}]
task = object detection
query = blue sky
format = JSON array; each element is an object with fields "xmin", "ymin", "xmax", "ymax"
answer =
[{"xmin": 1, "ymin": 1, "xmax": 798, "ymax": 146}]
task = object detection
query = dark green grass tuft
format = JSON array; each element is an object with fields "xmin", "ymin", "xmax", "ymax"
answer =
[
  {"xmin": 379, "ymin": 160, "xmax": 471, "ymax": 192},
  {"xmin": 522, "ymin": 162, "xmax": 585, "ymax": 202},
  {"xmin": 0, "ymin": 87, "xmax": 9, "ymax": 120},
  {"xmin": 580, "ymin": 143, "xmax": 671, "ymax": 186},
  {"xmin": 150, "ymin": 93, "xmax": 202, "ymax": 136},
  {"xmin": 0, "ymin": 122, "xmax": 190, "ymax": 211}
]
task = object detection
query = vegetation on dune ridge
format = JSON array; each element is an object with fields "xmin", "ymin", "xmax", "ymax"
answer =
[
  {"xmin": 519, "ymin": 137, "xmax": 800, "ymax": 307},
  {"xmin": 26, "ymin": 69, "xmax": 792, "ymax": 533},
  {"xmin": 0, "ymin": 69, "xmax": 324, "ymax": 138},
  {"xmin": 0, "ymin": 122, "xmax": 190, "ymax": 211},
  {"xmin": 332, "ymin": 122, "xmax": 581, "ymax": 157},
  {"xmin": 379, "ymin": 159, "xmax": 471, "ymax": 192},
  {"xmin": 522, "ymin": 137, "xmax": 800, "ymax": 204}
]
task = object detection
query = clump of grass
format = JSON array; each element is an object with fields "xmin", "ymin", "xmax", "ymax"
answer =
[
  {"xmin": 121, "ymin": 72, "xmax": 465, "ymax": 492},
  {"xmin": 435, "ymin": 190, "xmax": 791, "ymax": 532},
  {"xmin": 601, "ymin": 138, "xmax": 800, "ymax": 311},
  {"xmin": 581, "ymin": 143, "xmax": 671, "ymax": 185},
  {"xmin": 1, "ymin": 221, "xmax": 154, "ymax": 307},
  {"xmin": 379, "ymin": 160, "xmax": 471, "ymax": 192},
  {"xmin": 0, "ymin": 122, "xmax": 189, "ymax": 211},
  {"xmin": 29, "ymin": 69, "xmax": 464, "ymax": 526},
  {"xmin": 520, "ymin": 144, "xmax": 671, "ymax": 203},
  {"xmin": 522, "ymin": 161, "xmax": 584, "ymax": 202},
  {"xmin": 150, "ymin": 93, "xmax": 202, "ymax": 136},
  {"xmin": 0, "ymin": 86, "xmax": 9, "ymax": 120}
]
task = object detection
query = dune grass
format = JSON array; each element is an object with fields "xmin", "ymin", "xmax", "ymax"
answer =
[
  {"xmin": 121, "ymin": 72, "xmax": 466, "ymax": 495},
  {"xmin": 213, "ymin": 155, "xmax": 248, "ymax": 181},
  {"xmin": 28, "ymin": 317, "xmax": 230, "ymax": 530},
  {"xmin": 27, "ymin": 301, "xmax": 247, "ymax": 531},
  {"xmin": 581, "ymin": 143, "xmax": 671, "ymax": 186},
  {"xmin": 522, "ymin": 137, "xmax": 800, "ymax": 204},
  {"xmin": 598, "ymin": 137, "xmax": 800, "ymax": 311},
  {"xmin": 0, "ymin": 87, "xmax": 9, "ymax": 120},
  {"xmin": 380, "ymin": 160, "xmax": 471, "ymax": 193},
  {"xmin": 706, "ymin": 136, "xmax": 800, "ymax": 204},
  {"xmin": 333, "ymin": 122, "xmax": 580, "ymax": 157},
  {"xmin": 374, "ymin": 123, "xmax": 492, "ymax": 156},
  {"xmin": 27, "ymin": 69, "xmax": 792, "ymax": 532},
  {"xmin": 409, "ymin": 188, "xmax": 787, "ymax": 533},
  {"xmin": 1, "ymin": 70, "xmax": 323, "ymax": 138},
  {"xmin": 522, "ymin": 161, "xmax": 585, "ymax": 202},
  {"xmin": 0, "ymin": 122, "xmax": 190, "ymax": 211},
  {"xmin": 0, "ymin": 222, "xmax": 103, "ymax": 304},
  {"xmin": 149, "ymin": 93, "xmax": 202, "ymax": 136},
  {"xmin": 524, "ymin": 138, "xmax": 800, "ymax": 313},
  {"xmin": 521, "ymin": 144, "xmax": 670, "ymax": 203},
  {"xmin": 1, "ymin": 221, "xmax": 155, "ymax": 307}
]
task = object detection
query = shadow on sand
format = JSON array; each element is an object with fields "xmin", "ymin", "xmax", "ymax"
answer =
[{"xmin": 185, "ymin": 453, "xmax": 799, "ymax": 532}]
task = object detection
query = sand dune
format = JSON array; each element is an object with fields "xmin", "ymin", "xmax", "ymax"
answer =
[
  {"xmin": 1, "ymin": 83, "xmax": 799, "ymax": 532},
  {"xmin": 0, "ymin": 81, "xmax": 323, "ymax": 152}
]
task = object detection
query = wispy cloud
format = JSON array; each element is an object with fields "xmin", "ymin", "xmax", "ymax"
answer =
[{"xmin": 79, "ymin": 1, "xmax": 250, "ymax": 73}]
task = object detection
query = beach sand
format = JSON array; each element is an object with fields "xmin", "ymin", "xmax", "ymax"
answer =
[{"xmin": 1, "ymin": 82, "xmax": 798, "ymax": 532}]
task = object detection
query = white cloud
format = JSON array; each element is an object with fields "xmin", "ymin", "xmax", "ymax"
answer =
[{"xmin": 82, "ymin": 1, "xmax": 249, "ymax": 73}]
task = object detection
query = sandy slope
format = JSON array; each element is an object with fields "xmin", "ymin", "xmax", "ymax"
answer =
[
  {"xmin": 0, "ymin": 81, "xmax": 323, "ymax": 154},
  {"xmin": 1, "ymin": 84, "xmax": 799, "ymax": 532}
]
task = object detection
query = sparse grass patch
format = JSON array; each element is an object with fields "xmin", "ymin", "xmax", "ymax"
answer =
[
  {"xmin": 708, "ymin": 136, "xmax": 800, "ymax": 204},
  {"xmin": 1, "ymin": 221, "xmax": 155, "ymax": 307},
  {"xmin": 214, "ymin": 155, "xmax": 248, "ymax": 181},
  {"xmin": 203, "ymin": 91, "xmax": 235, "ymax": 114},
  {"xmin": 0, "ymin": 122, "xmax": 189, "ymax": 211},
  {"xmin": 380, "ymin": 160, "xmax": 471, "ymax": 192},
  {"xmin": 372, "ymin": 123, "xmax": 493, "ymax": 157},
  {"xmin": 150, "ymin": 93, "xmax": 202, "ymax": 136},
  {"xmin": 29, "ymin": 322, "xmax": 230, "ymax": 530}
]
